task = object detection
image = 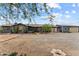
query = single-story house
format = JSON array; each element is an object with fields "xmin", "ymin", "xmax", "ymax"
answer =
[
  {"xmin": 11, "ymin": 23, "xmax": 28, "ymax": 33},
  {"xmin": 56, "ymin": 25, "xmax": 79, "ymax": 33},
  {"xmin": 1, "ymin": 25, "xmax": 12, "ymax": 33},
  {"xmin": 27, "ymin": 24, "xmax": 42, "ymax": 33},
  {"xmin": 0, "ymin": 23, "xmax": 28, "ymax": 33},
  {"xmin": 0, "ymin": 23, "xmax": 44, "ymax": 33},
  {"xmin": 0, "ymin": 23, "xmax": 79, "ymax": 33}
]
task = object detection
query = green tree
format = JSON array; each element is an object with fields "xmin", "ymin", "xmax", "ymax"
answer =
[{"xmin": 42, "ymin": 24, "xmax": 52, "ymax": 32}]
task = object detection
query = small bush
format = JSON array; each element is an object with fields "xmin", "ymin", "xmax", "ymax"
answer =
[
  {"xmin": 2, "ymin": 53, "xmax": 7, "ymax": 56},
  {"xmin": 2, "ymin": 52, "xmax": 27, "ymax": 56},
  {"xmin": 0, "ymin": 29, "xmax": 3, "ymax": 33},
  {"xmin": 42, "ymin": 24, "xmax": 52, "ymax": 32},
  {"xmin": 8, "ymin": 52, "xmax": 18, "ymax": 56}
]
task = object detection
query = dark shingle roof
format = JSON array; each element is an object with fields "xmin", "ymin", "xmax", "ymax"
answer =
[{"xmin": 26, "ymin": 24, "xmax": 43, "ymax": 27}]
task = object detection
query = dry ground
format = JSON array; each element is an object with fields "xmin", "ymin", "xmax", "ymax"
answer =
[{"xmin": 0, "ymin": 33, "xmax": 79, "ymax": 56}]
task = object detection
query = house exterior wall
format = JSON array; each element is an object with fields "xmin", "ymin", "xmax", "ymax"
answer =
[
  {"xmin": 56, "ymin": 27, "xmax": 61, "ymax": 32},
  {"xmin": 52, "ymin": 28, "xmax": 57, "ymax": 32},
  {"xmin": 11, "ymin": 25, "xmax": 28, "ymax": 33},
  {"xmin": 2, "ymin": 26, "xmax": 11, "ymax": 33},
  {"xmin": 56, "ymin": 25, "xmax": 79, "ymax": 33},
  {"xmin": 1, "ymin": 24, "xmax": 79, "ymax": 33},
  {"xmin": 37, "ymin": 27, "xmax": 42, "ymax": 32},
  {"xmin": 11, "ymin": 25, "xmax": 18, "ymax": 33},
  {"xmin": 0, "ymin": 26, "xmax": 3, "ymax": 33},
  {"xmin": 28, "ymin": 26, "xmax": 42, "ymax": 32},
  {"xmin": 62, "ymin": 26, "xmax": 69, "ymax": 32},
  {"xmin": 69, "ymin": 27, "xmax": 79, "ymax": 33},
  {"xmin": 18, "ymin": 25, "xmax": 27, "ymax": 33},
  {"xmin": 56, "ymin": 26, "xmax": 69, "ymax": 32}
]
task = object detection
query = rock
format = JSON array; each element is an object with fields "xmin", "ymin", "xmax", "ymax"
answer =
[{"xmin": 50, "ymin": 49, "xmax": 66, "ymax": 56}]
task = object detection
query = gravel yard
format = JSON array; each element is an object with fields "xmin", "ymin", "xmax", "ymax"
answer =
[{"xmin": 0, "ymin": 33, "xmax": 79, "ymax": 56}]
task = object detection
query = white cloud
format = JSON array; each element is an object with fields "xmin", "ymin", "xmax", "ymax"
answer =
[
  {"xmin": 47, "ymin": 3, "xmax": 61, "ymax": 9},
  {"xmin": 77, "ymin": 3, "xmax": 79, "ymax": 7},
  {"xmin": 59, "ymin": 13, "xmax": 62, "ymax": 16},
  {"xmin": 65, "ymin": 11, "xmax": 69, "ymax": 14},
  {"xmin": 50, "ymin": 13, "xmax": 62, "ymax": 17},
  {"xmin": 72, "ymin": 10, "xmax": 76, "ymax": 14},
  {"xmin": 72, "ymin": 4, "xmax": 76, "ymax": 7},
  {"xmin": 65, "ymin": 15, "xmax": 71, "ymax": 18},
  {"xmin": 53, "ymin": 13, "xmax": 60, "ymax": 16},
  {"xmin": 0, "ymin": 16, "xmax": 4, "ymax": 19},
  {"xmin": 40, "ymin": 13, "xmax": 62, "ymax": 19}
]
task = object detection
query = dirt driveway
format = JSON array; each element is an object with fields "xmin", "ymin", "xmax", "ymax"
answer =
[{"xmin": 0, "ymin": 33, "xmax": 79, "ymax": 56}]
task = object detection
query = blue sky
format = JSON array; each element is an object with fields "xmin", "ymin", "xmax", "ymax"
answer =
[
  {"xmin": 53, "ymin": 3, "xmax": 79, "ymax": 25},
  {"xmin": 35, "ymin": 3, "xmax": 79, "ymax": 25},
  {"xmin": 0, "ymin": 3, "xmax": 79, "ymax": 25}
]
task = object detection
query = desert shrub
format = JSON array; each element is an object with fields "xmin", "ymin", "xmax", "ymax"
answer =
[
  {"xmin": 42, "ymin": 24, "xmax": 52, "ymax": 32},
  {"xmin": 2, "ymin": 52, "xmax": 27, "ymax": 56},
  {"xmin": 20, "ymin": 54, "xmax": 27, "ymax": 56},
  {"xmin": 2, "ymin": 53, "xmax": 7, "ymax": 56},
  {"xmin": 0, "ymin": 27, "xmax": 3, "ymax": 33},
  {"xmin": 11, "ymin": 28, "xmax": 18, "ymax": 33},
  {"xmin": 0, "ymin": 29, "xmax": 3, "ymax": 33},
  {"xmin": 8, "ymin": 52, "xmax": 18, "ymax": 56}
]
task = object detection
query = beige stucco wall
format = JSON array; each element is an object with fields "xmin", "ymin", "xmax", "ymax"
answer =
[
  {"xmin": 18, "ymin": 25, "xmax": 28, "ymax": 32},
  {"xmin": 52, "ymin": 28, "xmax": 57, "ymax": 32},
  {"xmin": 69, "ymin": 27, "xmax": 79, "ymax": 33}
]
